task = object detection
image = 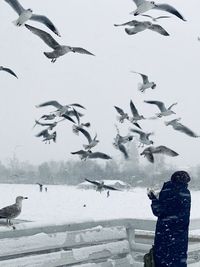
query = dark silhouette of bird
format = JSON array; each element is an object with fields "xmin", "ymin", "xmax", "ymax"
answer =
[
  {"xmin": 85, "ymin": 179, "xmax": 119, "ymax": 193},
  {"xmin": 0, "ymin": 66, "xmax": 18, "ymax": 78}
]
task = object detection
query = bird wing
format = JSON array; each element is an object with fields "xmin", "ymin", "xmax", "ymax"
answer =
[
  {"xmin": 71, "ymin": 150, "xmax": 87, "ymax": 155},
  {"xmin": 131, "ymin": 71, "xmax": 149, "ymax": 83},
  {"xmin": 140, "ymin": 14, "xmax": 153, "ymax": 19},
  {"xmin": 144, "ymin": 100, "xmax": 166, "ymax": 112},
  {"xmin": 69, "ymin": 103, "xmax": 86, "ymax": 109},
  {"xmin": 156, "ymin": 15, "xmax": 171, "ymax": 20},
  {"xmin": 0, "ymin": 204, "xmax": 18, "ymax": 219},
  {"xmin": 61, "ymin": 114, "xmax": 75, "ymax": 123},
  {"xmin": 25, "ymin": 24, "xmax": 60, "ymax": 49},
  {"xmin": 130, "ymin": 100, "xmax": 139, "ymax": 117},
  {"xmin": 153, "ymin": 4, "xmax": 186, "ymax": 21},
  {"xmin": 114, "ymin": 106, "xmax": 125, "ymax": 116},
  {"xmin": 4, "ymin": 0, "xmax": 24, "ymax": 15},
  {"xmin": 35, "ymin": 129, "xmax": 49, "ymax": 138},
  {"xmin": 133, "ymin": 122, "xmax": 142, "ymax": 129},
  {"xmin": 118, "ymin": 144, "xmax": 129, "ymax": 159},
  {"xmin": 103, "ymin": 184, "xmax": 119, "ymax": 191},
  {"xmin": 78, "ymin": 128, "xmax": 92, "ymax": 143},
  {"xmin": 114, "ymin": 20, "xmax": 139, "ymax": 27},
  {"xmin": 130, "ymin": 128, "xmax": 144, "ymax": 136},
  {"xmin": 71, "ymin": 108, "xmax": 80, "ymax": 124},
  {"xmin": 1, "ymin": 67, "xmax": 18, "ymax": 78},
  {"xmin": 132, "ymin": 0, "xmax": 146, "ymax": 7},
  {"xmin": 145, "ymin": 152, "xmax": 154, "ymax": 163},
  {"xmin": 154, "ymin": 146, "xmax": 179, "ymax": 157},
  {"xmin": 125, "ymin": 24, "xmax": 147, "ymax": 35},
  {"xmin": 149, "ymin": 24, "xmax": 170, "ymax": 36},
  {"xmin": 30, "ymin": 14, "xmax": 61, "ymax": 37},
  {"xmin": 36, "ymin": 100, "xmax": 63, "ymax": 109},
  {"xmin": 173, "ymin": 123, "xmax": 200, "ymax": 138},
  {"xmin": 168, "ymin": 102, "xmax": 177, "ymax": 110},
  {"xmin": 85, "ymin": 178, "xmax": 100, "ymax": 186},
  {"xmin": 71, "ymin": 47, "xmax": 95, "ymax": 56},
  {"xmin": 89, "ymin": 152, "xmax": 112, "ymax": 160}
]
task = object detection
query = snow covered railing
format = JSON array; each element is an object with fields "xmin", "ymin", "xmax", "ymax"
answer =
[{"xmin": 0, "ymin": 218, "xmax": 199, "ymax": 266}]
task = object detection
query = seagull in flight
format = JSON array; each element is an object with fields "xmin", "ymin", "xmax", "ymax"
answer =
[
  {"xmin": 140, "ymin": 145, "xmax": 179, "ymax": 163},
  {"xmin": 141, "ymin": 14, "xmax": 171, "ymax": 22},
  {"xmin": 85, "ymin": 179, "xmax": 119, "ymax": 193},
  {"xmin": 0, "ymin": 66, "xmax": 18, "ymax": 78},
  {"xmin": 4, "ymin": 0, "xmax": 60, "ymax": 36},
  {"xmin": 115, "ymin": 20, "xmax": 169, "ymax": 36},
  {"xmin": 130, "ymin": 0, "xmax": 186, "ymax": 21},
  {"xmin": 144, "ymin": 100, "xmax": 177, "ymax": 117},
  {"xmin": 0, "ymin": 196, "xmax": 28, "ymax": 226},
  {"xmin": 165, "ymin": 118, "xmax": 200, "ymax": 138},
  {"xmin": 129, "ymin": 100, "xmax": 145, "ymax": 124},
  {"xmin": 71, "ymin": 108, "xmax": 91, "ymax": 135},
  {"xmin": 71, "ymin": 150, "xmax": 112, "ymax": 161},
  {"xmin": 131, "ymin": 71, "xmax": 156, "ymax": 92},
  {"xmin": 130, "ymin": 128, "xmax": 154, "ymax": 146},
  {"xmin": 35, "ymin": 129, "xmax": 57, "ymax": 144},
  {"xmin": 36, "ymin": 100, "xmax": 85, "ymax": 117},
  {"xmin": 25, "ymin": 24, "xmax": 95, "ymax": 63},
  {"xmin": 114, "ymin": 105, "xmax": 141, "ymax": 128},
  {"xmin": 78, "ymin": 128, "xmax": 99, "ymax": 150}
]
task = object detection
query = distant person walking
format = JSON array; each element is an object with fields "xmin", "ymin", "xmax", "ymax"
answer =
[
  {"xmin": 45, "ymin": 187, "xmax": 48, "ymax": 192},
  {"xmin": 37, "ymin": 183, "xmax": 43, "ymax": 192},
  {"xmin": 147, "ymin": 171, "xmax": 191, "ymax": 267}
]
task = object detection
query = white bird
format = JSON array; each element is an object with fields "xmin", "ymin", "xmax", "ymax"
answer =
[
  {"xmin": 78, "ymin": 128, "xmax": 99, "ymax": 150},
  {"xmin": 0, "ymin": 66, "xmax": 18, "ymax": 78},
  {"xmin": 4, "ymin": 0, "xmax": 60, "ymax": 36},
  {"xmin": 115, "ymin": 20, "xmax": 169, "ymax": 36},
  {"xmin": 131, "ymin": 71, "xmax": 156, "ymax": 92},
  {"xmin": 130, "ymin": 0, "xmax": 186, "ymax": 21},
  {"xmin": 165, "ymin": 118, "xmax": 200, "ymax": 138},
  {"xmin": 0, "ymin": 196, "xmax": 28, "ymax": 225},
  {"xmin": 130, "ymin": 128, "xmax": 154, "ymax": 146},
  {"xmin": 35, "ymin": 129, "xmax": 57, "ymax": 144},
  {"xmin": 25, "ymin": 24, "xmax": 95, "ymax": 63},
  {"xmin": 141, "ymin": 14, "xmax": 171, "ymax": 22},
  {"xmin": 144, "ymin": 100, "xmax": 177, "ymax": 117},
  {"xmin": 140, "ymin": 145, "xmax": 179, "ymax": 163},
  {"xmin": 129, "ymin": 100, "xmax": 145, "ymax": 123}
]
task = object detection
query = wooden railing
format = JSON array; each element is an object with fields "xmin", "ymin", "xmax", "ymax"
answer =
[{"xmin": 0, "ymin": 218, "xmax": 199, "ymax": 266}]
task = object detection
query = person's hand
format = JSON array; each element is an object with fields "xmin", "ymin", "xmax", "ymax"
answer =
[{"xmin": 147, "ymin": 188, "xmax": 156, "ymax": 200}]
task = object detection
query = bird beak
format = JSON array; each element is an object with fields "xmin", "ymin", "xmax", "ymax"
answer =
[{"xmin": 24, "ymin": 197, "xmax": 28, "ymax": 200}]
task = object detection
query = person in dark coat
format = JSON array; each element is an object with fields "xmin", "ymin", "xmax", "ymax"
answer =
[{"xmin": 148, "ymin": 171, "xmax": 191, "ymax": 267}]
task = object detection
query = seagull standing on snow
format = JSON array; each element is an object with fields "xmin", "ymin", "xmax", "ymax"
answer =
[
  {"xmin": 4, "ymin": 0, "xmax": 60, "ymax": 36},
  {"xmin": 0, "ymin": 66, "xmax": 18, "ymax": 78},
  {"xmin": 114, "ymin": 20, "xmax": 169, "ymax": 36},
  {"xmin": 165, "ymin": 118, "xmax": 200, "ymax": 138},
  {"xmin": 131, "ymin": 71, "xmax": 156, "ymax": 92},
  {"xmin": 140, "ymin": 145, "xmax": 179, "ymax": 163},
  {"xmin": 144, "ymin": 100, "xmax": 177, "ymax": 117},
  {"xmin": 130, "ymin": 0, "xmax": 186, "ymax": 21},
  {"xmin": 25, "ymin": 24, "xmax": 95, "ymax": 63},
  {"xmin": 0, "ymin": 196, "xmax": 28, "ymax": 225}
]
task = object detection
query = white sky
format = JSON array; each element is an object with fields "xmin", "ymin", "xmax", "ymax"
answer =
[{"xmin": 0, "ymin": 0, "xmax": 199, "ymax": 166}]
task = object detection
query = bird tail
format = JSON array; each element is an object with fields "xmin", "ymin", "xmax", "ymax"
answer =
[
  {"xmin": 44, "ymin": 52, "xmax": 54, "ymax": 59},
  {"xmin": 83, "ymin": 144, "xmax": 90, "ymax": 150},
  {"xmin": 12, "ymin": 19, "xmax": 22, "ymax": 26},
  {"xmin": 164, "ymin": 121, "xmax": 170, "ymax": 126}
]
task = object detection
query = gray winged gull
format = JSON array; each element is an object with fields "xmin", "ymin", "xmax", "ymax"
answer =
[
  {"xmin": 85, "ymin": 179, "xmax": 119, "ymax": 193},
  {"xmin": 130, "ymin": 0, "xmax": 186, "ymax": 21},
  {"xmin": 4, "ymin": 0, "xmax": 60, "ymax": 36},
  {"xmin": 0, "ymin": 66, "xmax": 18, "ymax": 78},
  {"xmin": 25, "ymin": 24, "xmax": 95, "ymax": 63},
  {"xmin": 36, "ymin": 100, "xmax": 85, "ymax": 117},
  {"xmin": 115, "ymin": 20, "xmax": 169, "ymax": 36},
  {"xmin": 130, "ymin": 128, "xmax": 154, "ymax": 146},
  {"xmin": 114, "ymin": 105, "xmax": 141, "ymax": 128},
  {"xmin": 77, "ymin": 128, "xmax": 99, "ymax": 150},
  {"xmin": 140, "ymin": 145, "xmax": 179, "ymax": 163},
  {"xmin": 144, "ymin": 100, "xmax": 177, "ymax": 117},
  {"xmin": 129, "ymin": 100, "xmax": 145, "ymax": 123},
  {"xmin": 0, "ymin": 196, "xmax": 28, "ymax": 225},
  {"xmin": 71, "ymin": 108, "xmax": 90, "ymax": 135},
  {"xmin": 165, "ymin": 118, "xmax": 200, "ymax": 138},
  {"xmin": 71, "ymin": 150, "xmax": 112, "ymax": 161},
  {"xmin": 131, "ymin": 71, "xmax": 156, "ymax": 92},
  {"xmin": 35, "ymin": 128, "xmax": 57, "ymax": 144}
]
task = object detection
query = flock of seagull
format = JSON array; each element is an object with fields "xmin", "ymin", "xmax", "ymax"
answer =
[{"xmin": 0, "ymin": 0, "xmax": 199, "ymax": 226}]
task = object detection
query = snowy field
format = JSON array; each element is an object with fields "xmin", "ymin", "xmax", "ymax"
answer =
[{"xmin": 0, "ymin": 184, "xmax": 199, "ymax": 225}]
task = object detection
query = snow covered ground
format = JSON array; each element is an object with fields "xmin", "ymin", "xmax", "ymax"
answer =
[{"xmin": 0, "ymin": 184, "xmax": 199, "ymax": 225}]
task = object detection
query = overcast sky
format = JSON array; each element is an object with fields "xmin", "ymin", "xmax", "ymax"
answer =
[{"xmin": 0, "ymin": 0, "xmax": 199, "ymax": 167}]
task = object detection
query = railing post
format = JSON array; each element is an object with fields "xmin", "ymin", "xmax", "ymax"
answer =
[{"xmin": 126, "ymin": 225, "xmax": 136, "ymax": 251}]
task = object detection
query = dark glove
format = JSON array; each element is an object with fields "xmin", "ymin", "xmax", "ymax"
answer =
[{"xmin": 147, "ymin": 191, "xmax": 157, "ymax": 200}]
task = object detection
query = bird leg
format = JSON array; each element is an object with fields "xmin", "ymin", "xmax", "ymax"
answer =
[{"xmin": 51, "ymin": 58, "xmax": 57, "ymax": 63}]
